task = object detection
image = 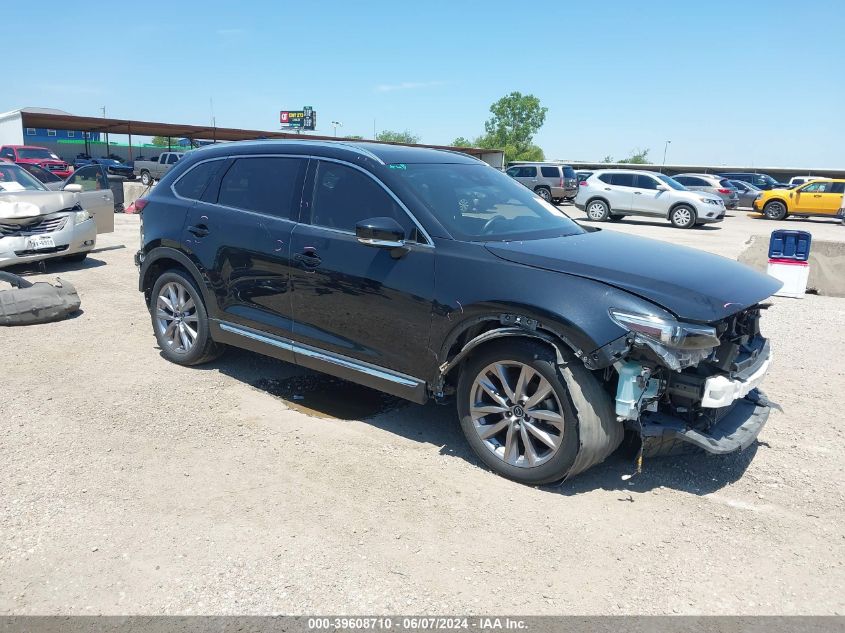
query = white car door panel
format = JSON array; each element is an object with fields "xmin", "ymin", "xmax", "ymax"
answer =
[{"xmin": 63, "ymin": 165, "xmax": 114, "ymax": 233}]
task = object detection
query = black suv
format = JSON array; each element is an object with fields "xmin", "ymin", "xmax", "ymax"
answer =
[{"xmin": 137, "ymin": 141, "xmax": 780, "ymax": 485}]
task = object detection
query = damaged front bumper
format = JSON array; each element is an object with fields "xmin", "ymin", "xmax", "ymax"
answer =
[{"xmin": 641, "ymin": 389, "xmax": 771, "ymax": 455}]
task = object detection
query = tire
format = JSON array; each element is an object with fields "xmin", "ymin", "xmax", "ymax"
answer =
[
  {"xmin": 456, "ymin": 339, "xmax": 623, "ymax": 485},
  {"xmin": 763, "ymin": 200, "xmax": 788, "ymax": 221},
  {"xmin": 140, "ymin": 171, "xmax": 153, "ymax": 186},
  {"xmin": 608, "ymin": 214, "xmax": 625, "ymax": 222},
  {"xmin": 586, "ymin": 199, "xmax": 610, "ymax": 221},
  {"xmin": 670, "ymin": 204, "xmax": 697, "ymax": 229},
  {"xmin": 150, "ymin": 270, "xmax": 224, "ymax": 366},
  {"xmin": 63, "ymin": 251, "xmax": 88, "ymax": 263},
  {"xmin": 534, "ymin": 187, "xmax": 552, "ymax": 202}
]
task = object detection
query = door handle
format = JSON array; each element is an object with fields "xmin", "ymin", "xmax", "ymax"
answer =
[
  {"xmin": 102, "ymin": 194, "xmax": 110, "ymax": 200},
  {"xmin": 188, "ymin": 224, "xmax": 209, "ymax": 237},
  {"xmin": 603, "ymin": 187, "xmax": 611, "ymax": 191},
  {"xmin": 294, "ymin": 251, "xmax": 322, "ymax": 267},
  {"xmin": 634, "ymin": 191, "xmax": 642, "ymax": 195},
  {"xmin": 813, "ymin": 194, "xmax": 822, "ymax": 197}
]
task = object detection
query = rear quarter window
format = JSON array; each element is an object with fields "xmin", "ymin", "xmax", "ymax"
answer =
[{"xmin": 173, "ymin": 159, "xmax": 225, "ymax": 200}]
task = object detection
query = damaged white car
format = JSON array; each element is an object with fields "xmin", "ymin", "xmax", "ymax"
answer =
[{"xmin": 0, "ymin": 162, "xmax": 97, "ymax": 268}]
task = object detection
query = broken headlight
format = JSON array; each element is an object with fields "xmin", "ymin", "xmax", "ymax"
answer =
[
  {"xmin": 73, "ymin": 209, "xmax": 92, "ymax": 225},
  {"xmin": 610, "ymin": 309, "xmax": 721, "ymax": 371}
]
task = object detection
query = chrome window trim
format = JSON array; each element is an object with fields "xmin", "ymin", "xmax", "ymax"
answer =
[
  {"xmin": 218, "ymin": 321, "xmax": 422, "ymax": 388},
  {"xmin": 170, "ymin": 156, "xmax": 229, "ymax": 202},
  {"xmin": 171, "ymin": 153, "xmax": 433, "ymax": 246}
]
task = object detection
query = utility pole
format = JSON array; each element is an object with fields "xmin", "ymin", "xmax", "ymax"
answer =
[
  {"xmin": 662, "ymin": 140, "xmax": 672, "ymax": 171},
  {"xmin": 373, "ymin": 119, "xmax": 377, "ymax": 140},
  {"xmin": 101, "ymin": 106, "xmax": 109, "ymax": 158}
]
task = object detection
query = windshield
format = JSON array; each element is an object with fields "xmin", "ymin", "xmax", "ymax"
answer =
[
  {"xmin": 657, "ymin": 174, "xmax": 687, "ymax": 190},
  {"xmin": 97, "ymin": 158, "xmax": 121, "ymax": 165},
  {"xmin": 0, "ymin": 164, "xmax": 50, "ymax": 191},
  {"xmin": 391, "ymin": 163, "xmax": 585, "ymax": 241},
  {"xmin": 17, "ymin": 148, "xmax": 61, "ymax": 161},
  {"xmin": 19, "ymin": 163, "xmax": 62, "ymax": 183}
]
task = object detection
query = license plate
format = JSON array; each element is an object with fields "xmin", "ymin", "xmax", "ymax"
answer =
[{"xmin": 27, "ymin": 235, "xmax": 56, "ymax": 250}]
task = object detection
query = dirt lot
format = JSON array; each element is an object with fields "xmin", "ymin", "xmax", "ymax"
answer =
[{"xmin": 2, "ymin": 210, "xmax": 844, "ymax": 615}]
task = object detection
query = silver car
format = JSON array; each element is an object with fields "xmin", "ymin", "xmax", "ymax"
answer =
[
  {"xmin": 574, "ymin": 169, "xmax": 725, "ymax": 229},
  {"xmin": 727, "ymin": 180, "xmax": 763, "ymax": 208},
  {"xmin": 673, "ymin": 173, "xmax": 740, "ymax": 209},
  {"xmin": 0, "ymin": 162, "xmax": 97, "ymax": 268}
]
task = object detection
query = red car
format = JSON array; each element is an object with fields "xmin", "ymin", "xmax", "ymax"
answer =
[{"xmin": 0, "ymin": 145, "xmax": 73, "ymax": 178}]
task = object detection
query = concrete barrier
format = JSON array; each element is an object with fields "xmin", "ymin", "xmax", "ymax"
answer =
[
  {"xmin": 739, "ymin": 235, "xmax": 845, "ymax": 298},
  {"xmin": 123, "ymin": 181, "xmax": 155, "ymax": 206}
]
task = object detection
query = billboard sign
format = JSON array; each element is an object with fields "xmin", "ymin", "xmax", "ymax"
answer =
[{"xmin": 280, "ymin": 108, "xmax": 316, "ymax": 130}]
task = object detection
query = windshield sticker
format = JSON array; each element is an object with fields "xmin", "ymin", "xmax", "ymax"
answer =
[{"xmin": 388, "ymin": 163, "xmax": 407, "ymax": 170}]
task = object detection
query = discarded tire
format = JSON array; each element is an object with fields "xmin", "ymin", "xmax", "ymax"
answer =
[{"xmin": 0, "ymin": 271, "xmax": 81, "ymax": 326}]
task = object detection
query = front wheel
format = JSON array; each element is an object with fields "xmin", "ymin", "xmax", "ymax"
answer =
[
  {"xmin": 150, "ymin": 270, "xmax": 224, "ymax": 366},
  {"xmin": 763, "ymin": 200, "xmax": 788, "ymax": 221},
  {"xmin": 456, "ymin": 340, "xmax": 622, "ymax": 485},
  {"xmin": 670, "ymin": 204, "xmax": 697, "ymax": 229}
]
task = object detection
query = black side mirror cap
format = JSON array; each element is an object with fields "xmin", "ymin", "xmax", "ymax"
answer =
[{"xmin": 355, "ymin": 217, "xmax": 406, "ymax": 249}]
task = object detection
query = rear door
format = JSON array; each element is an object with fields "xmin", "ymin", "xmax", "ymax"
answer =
[
  {"xmin": 64, "ymin": 164, "xmax": 114, "ymax": 233},
  {"xmin": 630, "ymin": 173, "xmax": 666, "ymax": 216},
  {"xmin": 598, "ymin": 172, "xmax": 633, "ymax": 211},
  {"xmin": 288, "ymin": 159, "xmax": 434, "ymax": 378},
  {"xmin": 540, "ymin": 165, "xmax": 563, "ymax": 197},
  {"xmin": 182, "ymin": 155, "xmax": 307, "ymax": 342}
]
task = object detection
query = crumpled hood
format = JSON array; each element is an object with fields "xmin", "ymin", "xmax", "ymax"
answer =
[
  {"xmin": 485, "ymin": 230, "xmax": 783, "ymax": 322},
  {"xmin": 0, "ymin": 191, "xmax": 79, "ymax": 222}
]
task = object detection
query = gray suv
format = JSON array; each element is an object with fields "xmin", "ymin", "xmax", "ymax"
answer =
[
  {"xmin": 506, "ymin": 163, "xmax": 578, "ymax": 203},
  {"xmin": 673, "ymin": 173, "xmax": 740, "ymax": 209}
]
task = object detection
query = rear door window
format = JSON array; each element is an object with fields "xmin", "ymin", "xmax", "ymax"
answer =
[
  {"xmin": 540, "ymin": 166, "xmax": 560, "ymax": 178},
  {"xmin": 217, "ymin": 157, "xmax": 307, "ymax": 218},
  {"xmin": 610, "ymin": 173, "xmax": 636, "ymax": 187}
]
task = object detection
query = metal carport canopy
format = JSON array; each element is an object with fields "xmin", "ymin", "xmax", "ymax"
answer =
[{"xmin": 18, "ymin": 111, "xmax": 500, "ymax": 160}]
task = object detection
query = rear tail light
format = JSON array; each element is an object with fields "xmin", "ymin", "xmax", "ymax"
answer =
[
  {"xmin": 559, "ymin": 177, "xmax": 564, "ymax": 188},
  {"xmin": 133, "ymin": 198, "xmax": 149, "ymax": 214},
  {"xmin": 717, "ymin": 188, "xmax": 731, "ymax": 194},
  {"xmin": 579, "ymin": 180, "xmax": 588, "ymax": 187}
]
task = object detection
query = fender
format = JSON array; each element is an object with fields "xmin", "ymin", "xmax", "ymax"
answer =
[{"xmin": 138, "ymin": 246, "xmax": 216, "ymax": 312}]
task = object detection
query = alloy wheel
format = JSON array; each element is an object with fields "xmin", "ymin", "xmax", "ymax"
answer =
[
  {"xmin": 587, "ymin": 202, "xmax": 607, "ymax": 220},
  {"xmin": 469, "ymin": 361, "xmax": 565, "ymax": 468},
  {"xmin": 536, "ymin": 188, "xmax": 551, "ymax": 202},
  {"xmin": 765, "ymin": 202, "xmax": 786, "ymax": 220},
  {"xmin": 458, "ymin": 198, "xmax": 471, "ymax": 213},
  {"xmin": 673, "ymin": 207, "xmax": 692, "ymax": 226},
  {"xmin": 155, "ymin": 281, "xmax": 199, "ymax": 354}
]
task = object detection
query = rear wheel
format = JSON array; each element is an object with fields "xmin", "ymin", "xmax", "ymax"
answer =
[
  {"xmin": 150, "ymin": 270, "xmax": 224, "ymax": 366},
  {"xmin": 534, "ymin": 187, "xmax": 552, "ymax": 202},
  {"xmin": 456, "ymin": 340, "xmax": 623, "ymax": 485},
  {"xmin": 140, "ymin": 171, "xmax": 153, "ymax": 186},
  {"xmin": 586, "ymin": 199, "xmax": 610, "ymax": 221},
  {"xmin": 670, "ymin": 204, "xmax": 697, "ymax": 229},
  {"xmin": 763, "ymin": 200, "xmax": 788, "ymax": 220}
]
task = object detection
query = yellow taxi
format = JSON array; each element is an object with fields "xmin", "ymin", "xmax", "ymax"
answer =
[{"xmin": 753, "ymin": 179, "xmax": 845, "ymax": 220}]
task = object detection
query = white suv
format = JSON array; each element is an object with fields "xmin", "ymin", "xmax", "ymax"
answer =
[{"xmin": 574, "ymin": 169, "xmax": 725, "ymax": 229}]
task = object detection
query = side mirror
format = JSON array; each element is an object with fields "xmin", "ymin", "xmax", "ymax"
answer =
[
  {"xmin": 655, "ymin": 185, "xmax": 669, "ymax": 191},
  {"xmin": 355, "ymin": 216, "xmax": 406, "ymax": 248},
  {"xmin": 63, "ymin": 184, "xmax": 83, "ymax": 192}
]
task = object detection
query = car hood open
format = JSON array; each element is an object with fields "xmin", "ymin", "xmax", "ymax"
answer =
[
  {"xmin": 0, "ymin": 191, "xmax": 79, "ymax": 222},
  {"xmin": 485, "ymin": 229, "xmax": 782, "ymax": 322}
]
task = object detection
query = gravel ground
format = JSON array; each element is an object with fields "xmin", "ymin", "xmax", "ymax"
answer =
[{"xmin": 1, "ymin": 212, "xmax": 843, "ymax": 615}]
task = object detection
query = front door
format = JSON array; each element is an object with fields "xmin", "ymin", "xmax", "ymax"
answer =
[
  {"xmin": 630, "ymin": 173, "xmax": 667, "ymax": 216},
  {"xmin": 792, "ymin": 181, "xmax": 841, "ymax": 215},
  {"xmin": 64, "ymin": 165, "xmax": 114, "ymax": 233},
  {"xmin": 288, "ymin": 160, "xmax": 434, "ymax": 378},
  {"xmin": 183, "ymin": 155, "xmax": 307, "ymax": 341}
]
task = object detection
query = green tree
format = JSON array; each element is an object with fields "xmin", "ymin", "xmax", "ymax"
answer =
[
  {"xmin": 618, "ymin": 148, "xmax": 651, "ymax": 164},
  {"xmin": 473, "ymin": 91, "xmax": 548, "ymax": 161},
  {"xmin": 151, "ymin": 136, "xmax": 172, "ymax": 148},
  {"xmin": 451, "ymin": 136, "xmax": 474, "ymax": 147},
  {"xmin": 376, "ymin": 130, "xmax": 420, "ymax": 144},
  {"xmin": 602, "ymin": 155, "xmax": 614, "ymax": 163}
]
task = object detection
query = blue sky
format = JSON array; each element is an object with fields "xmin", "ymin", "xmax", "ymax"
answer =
[{"xmin": 2, "ymin": 0, "xmax": 843, "ymax": 167}]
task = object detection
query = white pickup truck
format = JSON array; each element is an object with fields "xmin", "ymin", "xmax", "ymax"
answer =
[{"xmin": 133, "ymin": 152, "xmax": 184, "ymax": 186}]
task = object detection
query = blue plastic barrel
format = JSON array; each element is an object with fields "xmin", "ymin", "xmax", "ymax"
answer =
[{"xmin": 768, "ymin": 230, "xmax": 812, "ymax": 262}]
